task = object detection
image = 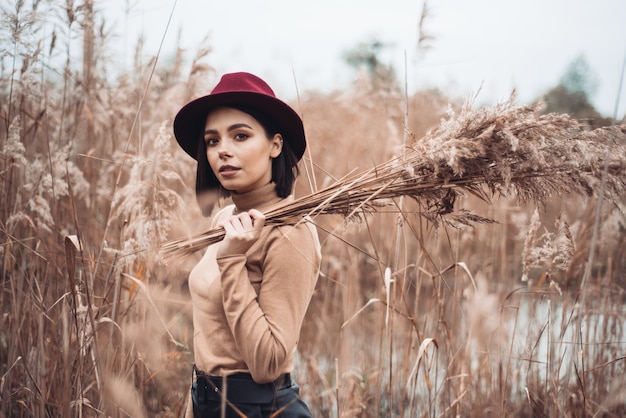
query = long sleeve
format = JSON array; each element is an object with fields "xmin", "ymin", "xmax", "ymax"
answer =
[{"xmin": 216, "ymin": 221, "xmax": 320, "ymax": 383}]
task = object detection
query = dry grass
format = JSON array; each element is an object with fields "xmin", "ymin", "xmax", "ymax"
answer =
[{"xmin": 2, "ymin": 2, "xmax": 626, "ymax": 418}]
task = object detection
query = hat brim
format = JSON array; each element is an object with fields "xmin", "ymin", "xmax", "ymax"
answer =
[{"xmin": 173, "ymin": 91, "xmax": 306, "ymax": 161}]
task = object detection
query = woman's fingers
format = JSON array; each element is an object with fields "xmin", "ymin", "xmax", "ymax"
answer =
[
  {"xmin": 217, "ymin": 209, "xmax": 266, "ymax": 256},
  {"xmin": 248, "ymin": 209, "xmax": 265, "ymax": 230},
  {"xmin": 233, "ymin": 213, "xmax": 254, "ymax": 232},
  {"xmin": 223, "ymin": 210, "xmax": 264, "ymax": 232}
]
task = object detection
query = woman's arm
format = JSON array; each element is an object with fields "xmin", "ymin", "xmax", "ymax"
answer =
[{"xmin": 216, "ymin": 221, "xmax": 320, "ymax": 383}]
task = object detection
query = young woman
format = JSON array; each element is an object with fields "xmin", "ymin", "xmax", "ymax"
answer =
[{"xmin": 173, "ymin": 72, "xmax": 321, "ymax": 418}]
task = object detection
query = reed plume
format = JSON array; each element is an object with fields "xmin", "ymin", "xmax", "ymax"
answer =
[{"xmin": 162, "ymin": 96, "xmax": 626, "ymax": 258}]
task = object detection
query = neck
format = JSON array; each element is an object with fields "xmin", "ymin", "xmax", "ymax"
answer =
[{"xmin": 231, "ymin": 182, "xmax": 290, "ymax": 213}]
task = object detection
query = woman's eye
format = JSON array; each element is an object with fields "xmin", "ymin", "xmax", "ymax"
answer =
[
  {"xmin": 205, "ymin": 137, "xmax": 219, "ymax": 146},
  {"xmin": 234, "ymin": 133, "xmax": 248, "ymax": 141}
]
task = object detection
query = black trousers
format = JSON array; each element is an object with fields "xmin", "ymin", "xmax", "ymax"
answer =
[{"xmin": 191, "ymin": 369, "xmax": 313, "ymax": 418}]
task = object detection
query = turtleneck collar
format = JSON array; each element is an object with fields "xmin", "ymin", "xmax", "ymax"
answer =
[{"xmin": 230, "ymin": 182, "xmax": 291, "ymax": 214}]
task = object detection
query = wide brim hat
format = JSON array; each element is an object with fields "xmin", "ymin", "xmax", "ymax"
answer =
[{"xmin": 173, "ymin": 72, "xmax": 306, "ymax": 162}]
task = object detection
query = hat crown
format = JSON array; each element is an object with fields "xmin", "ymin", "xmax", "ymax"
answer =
[{"xmin": 211, "ymin": 72, "xmax": 276, "ymax": 97}]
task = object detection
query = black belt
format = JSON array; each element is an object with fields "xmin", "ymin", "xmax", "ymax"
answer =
[{"xmin": 193, "ymin": 365, "xmax": 292, "ymax": 404}]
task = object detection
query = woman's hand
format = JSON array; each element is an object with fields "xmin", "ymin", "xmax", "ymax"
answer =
[{"xmin": 217, "ymin": 209, "xmax": 266, "ymax": 257}]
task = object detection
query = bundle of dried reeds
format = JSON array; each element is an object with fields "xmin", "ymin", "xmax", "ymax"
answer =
[{"xmin": 162, "ymin": 97, "xmax": 626, "ymax": 258}]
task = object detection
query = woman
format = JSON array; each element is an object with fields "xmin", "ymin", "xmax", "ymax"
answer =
[{"xmin": 173, "ymin": 72, "xmax": 321, "ymax": 418}]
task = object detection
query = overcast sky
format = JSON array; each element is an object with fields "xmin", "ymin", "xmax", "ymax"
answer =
[{"xmin": 104, "ymin": 0, "xmax": 626, "ymax": 118}]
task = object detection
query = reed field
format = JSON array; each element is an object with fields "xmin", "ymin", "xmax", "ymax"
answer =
[{"xmin": 1, "ymin": 2, "xmax": 626, "ymax": 417}]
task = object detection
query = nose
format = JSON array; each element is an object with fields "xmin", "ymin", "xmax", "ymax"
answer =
[
  {"xmin": 218, "ymin": 147, "xmax": 231, "ymax": 159},
  {"xmin": 213, "ymin": 140, "xmax": 232, "ymax": 159}
]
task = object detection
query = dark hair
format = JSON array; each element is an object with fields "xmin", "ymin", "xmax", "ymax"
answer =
[{"xmin": 195, "ymin": 105, "xmax": 300, "ymax": 216}]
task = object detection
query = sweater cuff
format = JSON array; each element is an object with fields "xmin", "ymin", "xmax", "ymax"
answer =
[{"xmin": 216, "ymin": 254, "xmax": 247, "ymax": 271}]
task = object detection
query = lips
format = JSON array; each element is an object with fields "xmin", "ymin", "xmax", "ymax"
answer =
[{"xmin": 219, "ymin": 165, "xmax": 240, "ymax": 176}]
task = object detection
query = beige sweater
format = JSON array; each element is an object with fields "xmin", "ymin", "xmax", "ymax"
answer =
[{"xmin": 188, "ymin": 183, "xmax": 321, "ymax": 386}]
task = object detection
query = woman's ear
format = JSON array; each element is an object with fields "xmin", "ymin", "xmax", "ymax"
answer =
[{"xmin": 270, "ymin": 134, "xmax": 283, "ymax": 158}]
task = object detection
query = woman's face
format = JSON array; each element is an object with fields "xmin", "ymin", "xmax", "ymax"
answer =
[{"xmin": 204, "ymin": 107, "xmax": 282, "ymax": 194}]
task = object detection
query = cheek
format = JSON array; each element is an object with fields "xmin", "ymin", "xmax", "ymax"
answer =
[{"xmin": 205, "ymin": 151, "xmax": 219, "ymax": 171}]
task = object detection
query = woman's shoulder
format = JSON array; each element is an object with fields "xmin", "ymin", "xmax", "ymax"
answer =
[
  {"xmin": 264, "ymin": 220, "xmax": 321, "ymax": 273},
  {"xmin": 267, "ymin": 218, "xmax": 320, "ymax": 250}
]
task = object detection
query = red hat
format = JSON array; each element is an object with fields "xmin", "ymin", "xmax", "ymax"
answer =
[{"xmin": 173, "ymin": 72, "xmax": 306, "ymax": 162}]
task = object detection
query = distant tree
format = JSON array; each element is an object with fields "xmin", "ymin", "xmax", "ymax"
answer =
[
  {"xmin": 559, "ymin": 55, "xmax": 598, "ymax": 96},
  {"xmin": 540, "ymin": 55, "xmax": 611, "ymax": 126},
  {"xmin": 542, "ymin": 85, "xmax": 600, "ymax": 119},
  {"xmin": 343, "ymin": 38, "xmax": 397, "ymax": 87}
]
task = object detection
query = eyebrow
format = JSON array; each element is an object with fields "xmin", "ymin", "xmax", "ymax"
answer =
[{"xmin": 204, "ymin": 123, "xmax": 253, "ymax": 136}]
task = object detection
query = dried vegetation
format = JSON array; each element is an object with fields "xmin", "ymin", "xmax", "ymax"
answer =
[{"xmin": 1, "ymin": 2, "xmax": 626, "ymax": 417}]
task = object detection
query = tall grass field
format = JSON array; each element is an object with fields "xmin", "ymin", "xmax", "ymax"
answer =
[{"xmin": 1, "ymin": 1, "xmax": 625, "ymax": 417}]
